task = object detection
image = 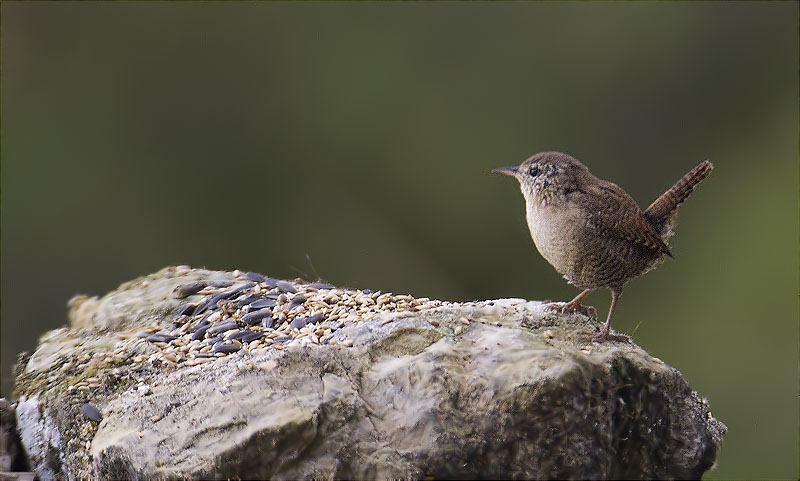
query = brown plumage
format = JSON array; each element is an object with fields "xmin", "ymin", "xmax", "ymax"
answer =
[
  {"xmin": 493, "ymin": 152, "xmax": 713, "ymax": 341},
  {"xmin": 645, "ymin": 160, "xmax": 714, "ymax": 241}
]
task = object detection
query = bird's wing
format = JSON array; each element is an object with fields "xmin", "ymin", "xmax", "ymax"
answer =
[{"xmin": 575, "ymin": 180, "xmax": 672, "ymax": 257}]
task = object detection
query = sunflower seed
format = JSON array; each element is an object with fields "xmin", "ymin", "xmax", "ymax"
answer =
[
  {"xmin": 250, "ymin": 299, "xmax": 276, "ymax": 309},
  {"xmin": 191, "ymin": 324, "xmax": 210, "ymax": 341},
  {"xmin": 175, "ymin": 303, "xmax": 196, "ymax": 318},
  {"xmin": 289, "ymin": 316, "xmax": 308, "ymax": 330},
  {"xmin": 174, "ymin": 281, "xmax": 207, "ymax": 299},
  {"xmin": 205, "ymin": 283, "xmax": 256, "ymax": 311},
  {"xmin": 206, "ymin": 293, "xmax": 226, "ymax": 310},
  {"xmin": 305, "ymin": 313, "xmax": 325, "ymax": 325},
  {"xmin": 225, "ymin": 282, "xmax": 256, "ymax": 297},
  {"xmin": 191, "ymin": 314, "xmax": 211, "ymax": 331},
  {"xmin": 236, "ymin": 294, "xmax": 260, "ymax": 307},
  {"xmin": 275, "ymin": 280, "xmax": 296, "ymax": 293},
  {"xmin": 212, "ymin": 342, "xmax": 241, "ymax": 354},
  {"xmin": 245, "ymin": 271, "xmax": 267, "ymax": 282},
  {"xmin": 207, "ymin": 320, "xmax": 238, "ymax": 335},
  {"xmin": 81, "ymin": 402, "xmax": 102, "ymax": 422},
  {"xmin": 242, "ymin": 309, "xmax": 271, "ymax": 325},
  {"xmin": 193, "ymin": 299, "xmax": 211, "ymax": 315},
  {"xmin": 228, "ymin": 329, "xmax": 264, "ymax": 343},
  {"xmin": 140, "ymin": 333, "xmax": 177, "ymax": 343},
  {"xmin": 262, "ymin": 277, "xmax": 280, "ymax": 288}
]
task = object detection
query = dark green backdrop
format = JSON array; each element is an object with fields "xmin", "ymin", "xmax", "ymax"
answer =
[{"xmin": 2, "ymin": 2, "xmax": 797, "ymax": 478}]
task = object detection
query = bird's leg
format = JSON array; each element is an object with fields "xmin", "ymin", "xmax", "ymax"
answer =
[
  {"xmin": 562, "ymin": 289, "xmax": 592, "ymax": 312},
  {"xmin": 593, "ymin": 289, "xmax": 629, "ymax": 342},
  {"xmin": 547, "ymin": 289, "xmax": 595, "ymax": 316}
]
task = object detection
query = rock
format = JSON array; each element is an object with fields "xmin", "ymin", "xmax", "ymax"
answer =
[
  {"xmin": 13, "ymin": 266, "xmax": 725, "ymax": 480},
  {"xmin": 1, "ymin": 397, "xmax": 33, "ymax": 480}
]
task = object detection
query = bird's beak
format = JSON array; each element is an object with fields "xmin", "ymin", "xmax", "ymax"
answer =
[{"xmin": 492, "ymin": 166, "xmax": 518, "ymax": 177}]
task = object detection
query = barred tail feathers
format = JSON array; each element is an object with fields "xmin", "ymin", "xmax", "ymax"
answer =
[{"xmin": 644, "ymin": 160, "xmax": 713, "ymax": 240}]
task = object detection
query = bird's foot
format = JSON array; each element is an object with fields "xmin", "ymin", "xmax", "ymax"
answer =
[{"xmin": 546, "ymin": 299, "xmax": 596, "ymax": 318}]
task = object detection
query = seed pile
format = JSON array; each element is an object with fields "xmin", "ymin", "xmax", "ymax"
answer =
[
  {"xmin": 135, "ymin": 270, "xmax": 447, "ymax": 367},
  {"xmin": 56, "ymin": 269, "xmax": 453, "ymax": 397}
]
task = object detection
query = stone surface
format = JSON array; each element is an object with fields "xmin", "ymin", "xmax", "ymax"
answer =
[
  {"xmin": 1, "ymin": 397, "xmax": 32, "ymax": 480},
  {"xmin": 12, "ymin": 266, "xmax": 725, "ymax": 480}
]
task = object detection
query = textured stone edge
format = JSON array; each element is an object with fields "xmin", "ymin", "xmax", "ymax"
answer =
[{"xmin": 9, "ymin": 267, "xmax": 727, "ymax": 479}]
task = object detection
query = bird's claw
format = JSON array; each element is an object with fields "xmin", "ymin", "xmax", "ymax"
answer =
[{"xmin": 546, "ymin": 301, "xmax": 596, "ymax": 318}]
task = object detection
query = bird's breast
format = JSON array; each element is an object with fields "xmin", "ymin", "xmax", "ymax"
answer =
[
  {"xmin": 524, "ymin": 201, "xmax": 662, "ymax": 289},
  {"xmin": 525, "ymin": 203, "xmax": 583, "ymax": 276}
]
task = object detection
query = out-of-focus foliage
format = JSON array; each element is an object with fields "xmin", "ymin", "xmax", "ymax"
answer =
[{"xmin": 1, "ymin": 3, "xmax": 796, "ymax": 478}]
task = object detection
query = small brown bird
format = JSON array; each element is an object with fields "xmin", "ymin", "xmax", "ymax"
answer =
[{"xmin": 493, "ymin": 152, "xmax": 713, "ymax": 341}]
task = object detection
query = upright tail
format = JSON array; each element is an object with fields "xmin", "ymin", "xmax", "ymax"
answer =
[{"xmin": 644, "ymin": 160, "xmax": 713, "ymax": 241}]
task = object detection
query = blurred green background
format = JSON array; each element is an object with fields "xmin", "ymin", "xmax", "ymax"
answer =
[{"xmin": 1, "ymin": 2, "xmax": 797, "ymax": 478}]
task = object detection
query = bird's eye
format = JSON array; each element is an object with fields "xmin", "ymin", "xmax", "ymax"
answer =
[{"xmin": 529, "ymin": 166, "xmax": 541, "ymax": 177}]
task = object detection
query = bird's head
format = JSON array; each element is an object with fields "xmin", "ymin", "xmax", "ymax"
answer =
[{"xmin": 492, "ymin": 151, "xmax": 590, "ymax": 205}]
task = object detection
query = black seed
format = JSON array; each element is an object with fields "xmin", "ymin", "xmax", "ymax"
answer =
[
  {"xmin": 81, "ymin": 402, "xmax": 102, "ymax": 422},
  {"xmin": 361, "ymin": 289, "xmax": 374, "ymax": 295},
  {"xmin": 212, "ymin": 342, "xmax": 241, "ymax": 354},
  {"xmin": 174, "ymin": 281, "xmax": 207, "ymax": 299},
  {"xmin": 305, "ymin": 313, "xmax": 325, "ymax": 325},
  {"xmin": 140, "ymin": 332, "xmax": 177, "ymax": 343},
  {"xmin": 225, "ymin": 282, "xmax": 256, "ymax": 297},
  {"xmin": 250, "ymin": 299, "xmax": 276, "ymax": 309},
  {"xmin": 335, "ymin": 322, "xmax": 346, "ymax": 330},
  {"xmin": 191, "ymin": 314, "xmax": 211, "ymax": 331},
  {"xmin": 207, "ymin": 320, "xmax": 238, "ymax": 335},
  {"xmin": 243, "ymin": 331, "xmax": 265, "ymax": 342},
  {"xmin": 264, "ymin": 292, "xmax": 281, "ymax": 300},
  {"xmin": 289, "ymin": 316, "xmax": 308, "ymax": 330},
  {"xmin": 245, "ymin": 272, "xmax": 267, "ymax": 282},
  {"xmin": 175, "ymin": 303, "xmax": 196, "ymax": 318},
  {"xmin": 275, "ymin": 280, "xmax": 296, "ymax": 293},
  {"xmin": 272, "ymin": 336, "xmax": 293, "ymax": 343},
  {"xmin": 261, "ymin": 316, "xmax": 274, "ymax": 329},
  {"xmin": 212, "ymin": 279, "xmax": 234, "ymax": 287},
  {"xmin": 229, "ymin": 329, "xmax": 264, "ymax": 343},
  {"xmin": 206, "ymin": 283, "xmax": 257, "ymax": 311},
  {"xmin": 290, "ymin": 294, "xmax": 306, "ymax": 305},
  {"xmin": 191, "ymin": 324, "xmax": 210, "ymax": 341},
  {"xmin": 207, "ymin": 293, "xmax": 226, "ymax": 310},
  {"xmin": 262, "ymin": 277, "xmax": 280, "ymax": 288},
  {"xmin": 155, "ymin": 333, "xmax": 178, "ymax": 342},
  {"xmin": 236, "ymin": 294, "xmax": 259, "ymax": 307},
  {"xmin": 242, "ymin": 309, "xmax": 271, "ymax": 326},
  {"xmin": 194, "ymin": 353, "xmax": 214, "ymax": 359},
  {"xmin": 207, "ymin": 336, "xmax": 222, "ymax": 345},
  {"xmin": 193, "ymin": 299, "xmax": 211, "ymax": 315},
  {"xmin": 227, "ymin": 329, "xmax": 251, "ymax": 341}
]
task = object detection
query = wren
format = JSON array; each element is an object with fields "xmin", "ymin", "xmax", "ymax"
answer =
[{"xmin": 493, "ymin": 152, "xmax": 713, "ymax": 342}]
